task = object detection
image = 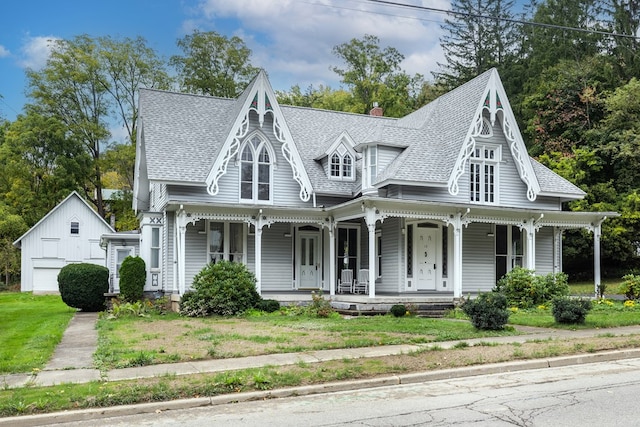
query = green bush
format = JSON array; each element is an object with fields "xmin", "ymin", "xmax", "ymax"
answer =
[
  {"xmin": 462, "ymin": 292, "xmax": 510, "ymax": 330},
  {"xmin": 552, "ymin": 297, "xmax": 592, "ymax": 324},
  {"xmin": 179, "ymin": 291, "xmax": 209, "ymax": 317},
  {"xmin": 119, "ymin": 256, "xmax": 146, "ymax": 303},
  {"xmin": 390, "ymin": 304, "xmax": 407, "ymax": 317},
  {"xmin": 495, "ymin": 267, "xmax": 569, "ymax": 308},
  {"xmin": 620, "ymin": 274, "xmax": 640, "ymax": 300},
  {"xmin": 58, "ymin": 263, "xmax": 109, "ymax": 312},
  {"xmin": 306, "ymin": 291, "xmax": 334, "ymax": 318},
  {"xmin": 258, "ymin": 299, "xmax": 281, "ymax": 313},
  {"xmin": 184, "ymin": 261, "xmax": 260, "ymax": 317}
]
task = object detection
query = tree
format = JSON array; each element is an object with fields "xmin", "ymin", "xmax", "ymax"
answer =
[
  {"xmin": 436, "ymin": 0, "xmax": 518, "ymax": 89},
  {"xmin": 0, "ymin": 204, "xmax": 27, "ymax": 287},
  {"xmin": 170, "ymin": 30, "xmax": 259, "ymax": 97},
  {"xmin": 331, "ymin": 34, "xmax": 424, "ymax": 116},
  {"xmin": 602, "ymin": 0, "xmax": 640, "ymax": 81},
  {"xmin": 27, "ymin": 35, "xmax": 171, "ymax": 218},
  {"xmin": 0, "ymin": 110, "xmax": 91, "ymax": 225}
]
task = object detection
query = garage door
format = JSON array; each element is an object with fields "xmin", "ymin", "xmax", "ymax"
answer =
[{"xmin": 33, "ymin": 268, "xmax": 61, "ymax": 293}]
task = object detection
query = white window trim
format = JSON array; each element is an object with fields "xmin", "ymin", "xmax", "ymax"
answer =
[
  {"xmin": 150, "ymin": 227, "xmax": 161, "ymax": 271},
  {"xmin": 328, "ymin": 144, "xmax": 355, "ymax": 182},
  {"xmin": 207, "ymin": 221, "xmax": 247, "ymax": 265},
  {"xmin": 238, "ymin": 133, "xmax": 275, "ymax": 204},
  {"xmin": 470, "ymin": 143, "xmax": 500, "ymax": 205}
]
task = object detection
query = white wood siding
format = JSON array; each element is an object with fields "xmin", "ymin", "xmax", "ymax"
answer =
[
  {"xmin": 260, "ymin": 223, "xmax": 294, "ymax": 291},
  {"xmin": 378, "ymin": 217, "xmax": 403, "ymax": 293},
  {"xmin": 184, "ymin": 220, "xmax": 207, "ymax": 291},
  {"xmin": 377, "ymin": 146, "xmax": 403, "ymax": 177},
  {"xmin": 535, "ymin": 227, "xmax": 554, "ymax": 275},
  {"xmin": 462, "ymin": 223, "xmax": 496, "ymax": 293},
  {"xmin": 19, "ymin": 194, "xmax": 112, "ymax": 293}
]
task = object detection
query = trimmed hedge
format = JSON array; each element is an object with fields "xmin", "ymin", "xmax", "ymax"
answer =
[
  {"xmin": 58, "ymin": 263, "xmax": 109, "ymax": 312},
  {"xmin": 462, "ymin": 292, "xmax": 510, "ymax": 330},
  {"xmin": 119, "ymin": 256, "xmax": 146, "ymax": 303},
  {"xmin": 552, "ymin": 297, "xmax": 592, "ymax": 324},
  {"xmin": 390, "ymin": 304, "xmax": 407, "ymax": 317}
]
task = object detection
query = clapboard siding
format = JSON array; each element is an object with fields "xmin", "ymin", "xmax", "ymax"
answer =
[
  {"xmin": 462, "ymin": 223, "xmax": 496, "ymax": 293},
  {"xmin": 259, "ymin": 223, "xmax": 294, "ymax": 291},
  {"xmin": 379, "ymin": 217, "xmax": 403, "ymax": 293},
  {"xmin": 535, "ymin": 227, "xmax": 554, "ymax": 275},
  {"xmin": 184, "ymin": 220, "xmax": 207, "ymax": 291},
  {"xmin": 378, "ymin": 146, "xmax": 403, "ymax": 176}
]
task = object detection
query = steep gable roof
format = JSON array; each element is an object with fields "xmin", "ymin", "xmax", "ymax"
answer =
[{"xmin": 13, "ymin": 191, "xmax": 114, "ymax": 247}]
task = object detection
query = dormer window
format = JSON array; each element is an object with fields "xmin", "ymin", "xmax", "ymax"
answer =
[
  {"xmin": 328, "ymin": 145, "xmax": 354, "ymax": 181},
  {"xmin": 240, "ymin": 134, "xmax": 274, "ymax": 203}
]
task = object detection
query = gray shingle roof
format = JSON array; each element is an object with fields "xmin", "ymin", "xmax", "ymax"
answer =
[{"xmin": 138, "ymin": 68, "xmax": 584, "ymax": 200}]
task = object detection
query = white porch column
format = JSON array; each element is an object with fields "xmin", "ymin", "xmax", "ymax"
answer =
[
  {"xmin": 364, "ymin": 207, "xmax": 377, "ymax": 298},
  {"xmin": 254, "ymin": 221, "xmax": 263, "ymax": 295},
  {"xmin": 329, "ymin": 223, "xmax": 336, "ymax": 296},
  {"xmin": 524, "ymin": 218, "xmax": 536, "ymax": 270},
  {"xmin": 593, "ymin": 222, "xmax": 602, "ymax": 297},
  {"xmin": 452, "ymin": 212, "xmax": 464, "ymax": 299},
  {"xmin": 176, "ymin": 210, "xmax": 188, "ymax": 295},
  {"xmin": 553, "ymin": 227, "xmax": 563, "ymax": 274}
]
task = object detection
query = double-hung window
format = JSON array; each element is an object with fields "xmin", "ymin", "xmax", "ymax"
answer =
[
  {"xmin": 329, "ymin": 147, "xmax": 354, "ymax": 181},
  {"xmin": 208, "ymin": 221, "xmax": 245, "ymax": 264},
  {"xmin": 470, "ymin": 144, "xmax": 499, "ymax": 204},
  {"xmin": 240, "ymin": 135, "xmax": 272, "ymax": 203}
]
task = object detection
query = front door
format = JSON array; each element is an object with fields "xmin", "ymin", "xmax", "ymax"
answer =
[
  {"xmin": 114, "ymin": 247, "xmax": 134, "ymax": 292},
  {"xmin": 415, "ymin": 225, "xmax": 438, "ymax": 291},
  {"xmin": 298, "ymin": 232, "xmax": 320, "ymax": 289}
]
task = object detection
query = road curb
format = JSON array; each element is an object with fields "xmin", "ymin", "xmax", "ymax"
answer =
[{"xmin": 3, "ymin": 349, "xmax": 640, "ymax": 426}]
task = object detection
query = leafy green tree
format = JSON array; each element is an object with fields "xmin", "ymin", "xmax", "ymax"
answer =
[
  {"xmin": 0, "ymin": 110, "xmax": 91, "ymax": 225},
  {"xmin": 331, "ymin": 34, "xmax": 424, "ymax": 116},
  {"xmin": 0, "ymin": 204, "xmax": 28, "ymax": 287},
  {"xmin": 436, "ymin": 0, "xmax": 518, "ymax": 89},
  {"xmin": 170, "ymin": 30, "xmax": 259, "ymax": 97},
  {"xmin": 602, "ymin": 0, "xmax": 640, "ymax": 81},
  {"xmin": 27, "ymin": 35, "xmax": 110, "ymax": 216}
]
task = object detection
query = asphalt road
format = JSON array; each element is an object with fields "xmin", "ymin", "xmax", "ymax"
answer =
[{"xmin": 52, "ymin": 357, "xmax": 640, "ymax": 427}]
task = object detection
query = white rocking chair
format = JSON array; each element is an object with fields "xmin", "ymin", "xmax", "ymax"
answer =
[
  {"xmin": 354, "ymin": 269, "xmax": 369, "ymax": 294},
  {"xmin": 337, "ymin": 269, "xmax": 354, "ymax": 293}
]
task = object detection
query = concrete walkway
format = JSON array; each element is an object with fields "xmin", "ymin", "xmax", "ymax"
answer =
[{"xmin": 3, "ymin": 313, "xmax": 640, "ymax": 391}]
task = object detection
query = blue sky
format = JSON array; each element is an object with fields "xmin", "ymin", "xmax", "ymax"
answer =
[{"xmin": 0, "ymin": 0, "xmax": 450, "ymax": 122}]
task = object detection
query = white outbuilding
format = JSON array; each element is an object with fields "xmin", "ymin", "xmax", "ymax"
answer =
[{"xmin": 13, "ymin": 191, "xmax": 115, "ymax": 293}]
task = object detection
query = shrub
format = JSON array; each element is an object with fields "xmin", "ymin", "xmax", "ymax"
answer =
[
  {"xmin": 258, "ymin": 299, "xmax": 280, "ymax": 313},
  {"xmin": 179, "ymin": 291, "xmax": 209, "ymax": 317},
  {"xmin": 620, "ymin": 274, "xmax": 640, "ymax": 300},
  {"xmin": 307, "ymin": 291, "xmax": 334, "ymax": 318},
  {"xmin": 495, "ymin": 267, "xmax": 568, "ymax": 308},
  {"xmin": 390, "ymin": 304, "xmax": 407, "ymax": 317},
  {"xmin": 58, "ymin": 263, "xmax": 109, "ymax": 312},
  {"xmin": 119, "ymin": 256, "xmax": 146, "ymax": 303},
  {"xmin": 185, "ymin": 261, "xmax": 261, "ymax": 316},
  {"xmin": 552, "ymin": 297, "xmax": 592, "ymax": 324},
  {"xmin": 462, "ymin": 292, "xmax": 510, "ymax": 330}
]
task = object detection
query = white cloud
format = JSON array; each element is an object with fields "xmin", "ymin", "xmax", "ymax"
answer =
[
  {"xmin": 188, "ymin": 0, "xmax": 449, "ymax": 90},
  {"xmin": 0, "ymin": 45, "xmax": 9, "ymax": 58},
  {"xmin": 19, "ymin": 35, "xmax": 60, "ymax": 70}
]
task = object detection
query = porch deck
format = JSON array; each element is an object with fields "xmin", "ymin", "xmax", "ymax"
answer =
[{"xmin": 261, "ymin": 291, "xmax": 459, "ymax": 317}]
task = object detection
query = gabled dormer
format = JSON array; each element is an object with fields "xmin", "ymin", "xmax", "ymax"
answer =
[
  {"xmin": 206, "ymin": 70, "xmax": 314, "ymax": 203},
  {"xmin": 316, "ymin": 131, "xmax": 357, "ymax": 182},
  {"xmin": 448, "ymin": 69, "xmax": 540, "ymax": 202}
]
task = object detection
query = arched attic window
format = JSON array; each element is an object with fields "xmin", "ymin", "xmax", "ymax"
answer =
[
  {"xmin": 328, "ymin": 144, "xmax": 354, "ymax": 181},
  {"xmin": 240, "ymin": 134, "xmax": 274, "ymax": 203}
]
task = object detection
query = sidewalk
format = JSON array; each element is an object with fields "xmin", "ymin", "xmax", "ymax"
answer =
[
  {"xmin": 3, "ymin": 315, "xmax": 640, "ymax": 426},
  {"xmin": 3, "ymin": 313, "xmax": 640, "ymax": 390}
]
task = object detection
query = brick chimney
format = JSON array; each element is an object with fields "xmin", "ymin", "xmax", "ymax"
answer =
[{"xmin": 369, "ymin": 102, "xmax": 383, "ymax": 117}]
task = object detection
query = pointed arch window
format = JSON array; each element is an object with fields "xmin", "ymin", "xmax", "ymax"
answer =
[
  {"xmin": 328, "ymin": 145, "xmax": 354, "ymax": 181},
  {"xmin": 240, "ymin": 134, "xmax": 273, "ymax": 203}
]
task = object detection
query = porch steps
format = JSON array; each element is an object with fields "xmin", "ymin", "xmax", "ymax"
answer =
[{"xmin": 332, "ymin": 302, "xmax": 455, "ymax": 318}]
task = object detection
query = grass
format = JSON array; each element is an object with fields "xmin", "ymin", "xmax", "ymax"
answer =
[
  {"xmin": 0, "ymin": 293, "xmax": 76, "ymax": 374},
  {"xmin": 569, "ymin": 278, "xmax": 624, "ymax": 296},
  {"xmin": 93, "ymin": 311, "xmax": 519, "ymax": 370},
  {"xmin": 508, "ymin": 300, "xmax": 640, "ymax": 328}
]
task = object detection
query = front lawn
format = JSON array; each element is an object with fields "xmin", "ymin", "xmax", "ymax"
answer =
[
  {"xmin": 0, "ymin": 292, "xmax": 76, "ymax": 374},
  {"xmin": 94, "ymin": 311, "xmax": 518, "ymax": 370}
]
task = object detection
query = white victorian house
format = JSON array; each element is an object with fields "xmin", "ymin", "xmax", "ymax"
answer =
[{"xmin": 106, "ymin": 68, "xmax": 614, "ymax": 305}]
